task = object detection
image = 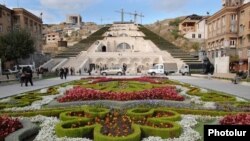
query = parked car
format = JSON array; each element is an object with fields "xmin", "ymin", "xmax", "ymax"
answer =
[{"xmin": 100, "ymin": 67, "xmax": 123, "ymax": 76}]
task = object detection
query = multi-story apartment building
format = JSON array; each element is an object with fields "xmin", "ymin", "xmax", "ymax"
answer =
[
  {"xmin": 0, "ymin": 5, "xmax": 12, "ymax": 35},
  {"xmin": 0, "ymin": 5, "xmax": 43, "ymax": 52},
  {"xmin": 12, "ymin": 8, "xmax": 43, "ymax": 52},
  {"xmin": 206, "ymin": 0, "xmax": 250, "ymax": 72}
]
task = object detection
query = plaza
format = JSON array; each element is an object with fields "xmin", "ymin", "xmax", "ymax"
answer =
[{"xmin": 1, "ymin": 0, "xmax": 250, "ymax": 141}]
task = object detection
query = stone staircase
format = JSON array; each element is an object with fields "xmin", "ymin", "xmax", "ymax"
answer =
[
  {"xmin": 54, "ymin": 26, "xmax": 110, "ymax": 58},
  {"xmin": 60, "ymin": 51, "xmax": 89, "ymax": 71},
  {"xmin": 139, "ymin": 26, "xmax": 202, "ymax": 65}
]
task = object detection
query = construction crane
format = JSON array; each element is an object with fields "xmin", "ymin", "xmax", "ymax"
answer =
[
  {"xmin": 115, "ymin": 9, "xmax": 126, "ymax": 23},
  {"xmin": 115, "ymin": 9, "xmax": 144, "ymax": 24},
  {"xmin": 127, "ymin": 11, "xmax": 144, "ymax": 25}
]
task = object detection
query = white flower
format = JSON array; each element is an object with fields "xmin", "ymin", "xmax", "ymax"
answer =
[
  {"xmin": 40, "ymin": 88, "xmax": 48, "ymax": 93},
  {"xmin": 0, "ymin": 97, "xmax": 11, "ymax": 103},
  {"xmin": 3, "ymin": 93, "xmax": 62, "ymax": 111},
  {"xmin": 236, "ymin": 97, "xmax": 247, "ymax": 102},
  {"xmin": 202, "ymin": 102, "xmax": 216, "ymax": 109},
  {"xmin": 200, "ymin": 89, "xmax": 208, "ymax": 93}
]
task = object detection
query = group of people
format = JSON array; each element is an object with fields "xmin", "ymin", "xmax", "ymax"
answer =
[
  {"xmin": 19, "ymin": 66, "xmax": 33, "ymax": 87},
  {"xmin": 55, "ymin": 67, "xmax": 76, "ymax": 79}
]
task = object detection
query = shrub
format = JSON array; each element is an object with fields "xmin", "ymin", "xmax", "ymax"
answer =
[
  {"xmin": 140, "ymin": 119, "xmax": 181, "ymax": 139},
  {"xmin": 55, "ymin": 119, "xmax": 95, "ymax": 138},
  {"xmin": 127, "ymin": 108, "xmax": 154, "ymax": 119},
  {"xmin": 84, "ymin": 107, "xmax": 110, "ymax": 118},
  {"xmin": 153, "ymin": 109, "xmax": 181, "ymax": 121}
]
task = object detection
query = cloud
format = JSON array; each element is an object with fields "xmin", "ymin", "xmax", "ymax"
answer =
[
  {"xmin": 150, "ymin": 0, "xmax": 190, "ymax": 12},
  {"xmin": 40, "ymin": 0, "xmax": 101, "ymax": 13}
]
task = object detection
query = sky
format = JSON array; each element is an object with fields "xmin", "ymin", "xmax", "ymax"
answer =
[{"xmin": 2, "ymin": 0, "xmax": 222, "ymax": 24}]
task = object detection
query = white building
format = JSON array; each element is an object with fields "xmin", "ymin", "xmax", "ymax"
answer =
[
  {"xmin": 179, "ymin": 14, "xmax": 207, "ymax": 42},
  {"xmin": 66, "ymin": 14, "xmax": 82, "ymax": 26}
]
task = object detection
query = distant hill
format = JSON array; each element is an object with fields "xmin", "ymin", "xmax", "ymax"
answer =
[{"xmin": 145, "ymin": 16, "xmax": 202, "ymax": 53}]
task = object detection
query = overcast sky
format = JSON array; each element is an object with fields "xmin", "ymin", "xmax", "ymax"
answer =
[{"xmin": 2, "ymin": 0, "xmax": 222, "ymax": 24}]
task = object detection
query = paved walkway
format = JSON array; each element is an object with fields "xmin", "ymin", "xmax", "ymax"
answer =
[
  {"xmin": 0, "ymin": 76, "xmax": 81, "ymax": 99},
  {"xmin": 1, "ymin": 75, "xmax": 250, "ymax": 100},
  {"xmin": 168, "ymin": 76, "xmax": 250, "ymax": 100}
]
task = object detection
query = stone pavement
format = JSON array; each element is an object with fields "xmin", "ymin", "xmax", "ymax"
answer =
[
  {"xmin": 1, "ymin": 75, "xmax": 250, "ymax": 100},
  {"xmin": 0, "ymin": 76, "xmax": 81, "ymax": 99},
  {"xmin": 168, "ymin": 76, "xmax": 250, "ymax": 100}
]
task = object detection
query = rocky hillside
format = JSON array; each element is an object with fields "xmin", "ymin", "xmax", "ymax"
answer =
[{"xmin": 145, "ymin": 17, "xmax": 202, "ymax": 53}]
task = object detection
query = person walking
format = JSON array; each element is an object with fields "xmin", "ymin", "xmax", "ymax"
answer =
[
  {"xmin": 20, "ymin": 71, "xmax": 26, "ymax": 87},
  {"xmin": 64, "ymin": 67, "xmax": 68, "ymax": 79},
  {"xmin": 59, "ymin": 68, "xmax": 64, "ymax": 79},
  {"xmin": 25, "ymin": 67, "xmax": 33, "ymax": 86}
]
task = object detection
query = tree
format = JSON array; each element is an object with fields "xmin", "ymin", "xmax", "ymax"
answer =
[
  {"xmin": 0, "ymin": 29, "xmax": 35, "ymax": 65},
  {"xmin": 169, "ymin": 18, "xmax": 181, "ymax": 27}
]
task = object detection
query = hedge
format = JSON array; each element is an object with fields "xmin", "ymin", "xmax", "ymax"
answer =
[
  {"xmin": 139, "ymin": 119, "xmax": 182, "ymax": 139},
  {"xmin": 59, "ymin": 110, "xmax": 90, "ymax": 121},
  {"xmin": 153, "ymin": 109, "xmax": 181, "ymax": 121},
  {"xmin": 55, "ymin": 119, "xmax": 95, "ymax": 137},
  {"xmin": 127, "ymin": 108, "xmax": 154, "ymax": 119},
  {"xmin": 84, "ymin": 107, "xmax": 110, "ymax": 118},
  {"xmin": 94, "ymin": 124, "xmax": 141, "ymax": 141}
]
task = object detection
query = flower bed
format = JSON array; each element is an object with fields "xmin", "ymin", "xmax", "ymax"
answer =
[
  {"xmin": 58, "ymin": 86, "xmax": 184, "ymax": 102},
  {"xmin": 60, "ymin": 107, "xmax": 110, "ymax": 121},
  {"xmin": 220, "ymin": 113, "xmax": 250, "ymax": 125},
  {"xmin": 55, "ymin": 119, "xmax": 95, "ymax": 138},
  {"xmin": 91, "ymin": 77, "xmax": 161, "ymax": 84},
  {"xmin": 139, "ymin": 119, "xmax": 182, "ymax": 139},
  {"xmin": 0, "ymin": 116, "xmax": 23, "ymax": 140}
]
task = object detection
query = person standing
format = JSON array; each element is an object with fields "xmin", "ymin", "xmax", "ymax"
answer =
[
  {"xmin": 25, "ymin": 67, "xmax": 33, "ymax": 86},
  {"xmin": 64, "ymin": 67, "xmax": 68, "ymax": 79},
  {"xmin": 59, "ymin": 68, "xmax": 64, "ymax": 79},
  {"xmin": 20, "ymin": 70, "xmax": 26, "ymax": 87}
]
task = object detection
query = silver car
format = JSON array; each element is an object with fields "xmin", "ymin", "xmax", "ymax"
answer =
[{"xmin": 100, "ymin": 67, "xmax": 123, "ymax": 76}]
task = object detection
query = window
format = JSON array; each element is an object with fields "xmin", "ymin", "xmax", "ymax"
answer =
[
  {"xmin": 192, "ymin": 34, "xmax": 195, "ymax": 38},
  {"xmin": 117, "ymin": 43, "xmax": 131, "ymax": 50},
  {"xmin": 0, "ymin": 24, "xmax": 3, "ymax": 32},
  {"xmin": 0, "ymin": 8, "xmax": 2, "ymax": 18},
  {"xmin": 230, "ymin": 40, "xmax": 236, "ymax": 46},
  {"xmin": 198, "ymin": 34, "xmax": 202, "ymax": 38},
  {"xmin": 240, "ymin": 24, "xmax": 245, "ymax": 33}
]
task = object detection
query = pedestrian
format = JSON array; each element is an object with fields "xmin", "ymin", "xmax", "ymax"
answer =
[
  {"xmin": 88, "ymin": 69, "xmax": 91, "ymax": 76},
  {"xmin": 79, "ymin": 69, "xmax": 81, "ymax": 75},
  {"xmin": 20, "ymin": 71, "xmax": 26, "ymax": 87},
  {"xmin": 70, "ymin": 67, "xmax": 73, "ymax": 75},
  {"xmin": 25, "ymin": 67, "xmax": 33, "ymax": 86},
  {"xmin": 59, "ymin": 68, "xmax": 64, "ymax": 79},
  {"xmin": 64, "ymin": 68, "xmax": 68, "ymax": 79}
]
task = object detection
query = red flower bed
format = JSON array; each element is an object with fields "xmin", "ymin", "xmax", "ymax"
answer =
[
  {"xmin": 0, "ymin": 116, "xmax": 23, "ymax": 139},
  {"xmin": 220, "ymin": 113, "xmax": 250, "ymax": 125},
  {"xmin": 57, "ymin": 86, "xmax": 184, "ymax": 102},
  {"xmin": 91, "ymin": 77, "xmax": 161, "ymax": 84}
]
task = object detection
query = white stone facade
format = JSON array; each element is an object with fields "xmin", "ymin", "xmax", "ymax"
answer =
[{"xmin": 57, "ymin": 24, "xmax": 185, "ymax": 74}]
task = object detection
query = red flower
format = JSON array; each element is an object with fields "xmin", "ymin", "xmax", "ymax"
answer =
[
  {"xmin": 0, "ymin": 115, "xmax": 23, "ymax": 138},
  {"xmin": 57, "ymin": 86, "xmax": 184, "ymax": 102}
]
